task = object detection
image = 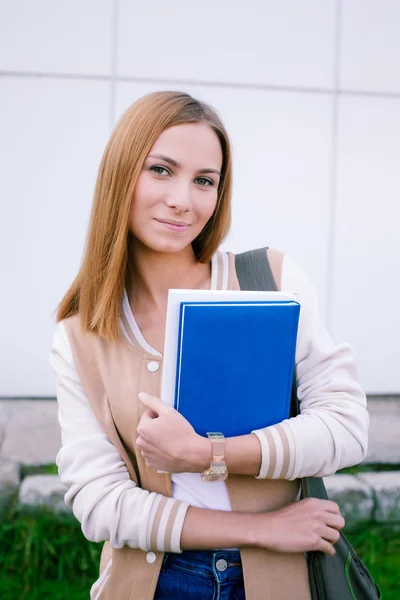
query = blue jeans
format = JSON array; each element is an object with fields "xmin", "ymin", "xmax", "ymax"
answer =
[{"xmin": 154, "ymin": 549, "xmax": 245, "ymax": 600}]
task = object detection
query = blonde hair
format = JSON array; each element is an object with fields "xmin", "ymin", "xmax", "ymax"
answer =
[{"xmin": 56, "ymin": 91, "xmax": 233, "ymax": 340}]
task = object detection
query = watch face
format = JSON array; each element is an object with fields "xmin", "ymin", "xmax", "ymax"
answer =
[
  {"xmin": 206, "ymin": 432, "xmax": 225, "ymax": 441},
  {"xmin": 201, "ymin": 467, "xmax": 228, "ymax": 482}
]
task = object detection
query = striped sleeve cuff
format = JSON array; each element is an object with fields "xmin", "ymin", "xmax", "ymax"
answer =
[
  {"xmin": 140, "ymin": 496, "xmax": 190, "ymax": 553},
  {"xmin": 251, "ymin": 422, "xmax": 297, "ymax": 480}
]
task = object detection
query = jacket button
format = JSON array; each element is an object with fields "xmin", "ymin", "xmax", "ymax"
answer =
[
  {"xmin": 146, "ymin": 551, "xmax": 157, "ymax": 564},
  {"xmin": 147, "ymin": 361, "xmax": 159, "ymax": 373}
]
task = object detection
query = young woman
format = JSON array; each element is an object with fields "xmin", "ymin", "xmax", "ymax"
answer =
[{"xmin": 50, "ymin": 91, "xmax": 369, "ymax": 600}]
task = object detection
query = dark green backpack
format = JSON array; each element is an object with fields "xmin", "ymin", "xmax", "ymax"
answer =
[{"xmin": 235, "ymin": 247, "xmax": 381, "ymax": 600}]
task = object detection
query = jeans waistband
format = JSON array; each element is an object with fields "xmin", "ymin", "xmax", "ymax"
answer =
[{"xmin": 162, "ymin": 549, "xmax": 243, "ymax": 584}]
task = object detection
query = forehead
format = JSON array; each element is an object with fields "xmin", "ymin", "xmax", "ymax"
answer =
[{"xmin": 149, "ymin": 123, "xmax": 223, "ymax": 169}]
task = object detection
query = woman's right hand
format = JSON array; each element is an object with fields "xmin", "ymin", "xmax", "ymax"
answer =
[{"xmin": 255, "ymin": 498, "xmax": 345, "ymax": 556}]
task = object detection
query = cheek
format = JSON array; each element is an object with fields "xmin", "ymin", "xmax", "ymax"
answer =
[
  {"xmin": 132, "ymin": 176, "xmax": 160, "ymax": 209},
  {"xmin": 130, "ymin": 176, "xmax": 162, "ymax": 225},
  {"xmin": 196, "ymin": 191, "xmax": 219, "ymax": 222}
]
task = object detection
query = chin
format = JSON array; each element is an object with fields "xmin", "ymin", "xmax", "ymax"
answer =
[{"xmin": 140, "ymin": 236, "xmax": 194, "ymax": 255}]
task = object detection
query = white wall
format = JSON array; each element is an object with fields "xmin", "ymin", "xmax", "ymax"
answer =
[{"xmin": 0, "ymin": 0, "xmax": 399, "ymax": 396}]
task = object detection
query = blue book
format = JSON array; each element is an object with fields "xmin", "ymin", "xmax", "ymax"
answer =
[{"xmin": 172, "ymin": 299, "xmax": 300, "ymax": 437}]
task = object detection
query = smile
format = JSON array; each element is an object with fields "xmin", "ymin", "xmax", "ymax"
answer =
[{"xmin": 154, "ymin": 219, "xmax": 190, "ymax": 232}]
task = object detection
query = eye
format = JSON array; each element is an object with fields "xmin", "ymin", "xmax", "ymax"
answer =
[
  {"xmin": 195, "ymin": 177, "xmax": 214, "ymax": 187},
  {"xmin": 150, "ymin": 165, "xmax": 170, "ymax": 176}
]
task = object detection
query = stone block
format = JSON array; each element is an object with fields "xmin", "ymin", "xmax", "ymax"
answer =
[
  {"xmin": 323, "ymin": 474, "xmax": 374, "ymax": 527},
  {"xmin": 18, "ymin": 474, "xmax": 70, "ymax": 514},
  {"xmin": 359, "ymin": 472, "xmax": 400, "ymax": 522},
  {"xmin": 0, "ymin": 400, "xmax": 61, "ymax": 466},
  {"xmin": 0, "ymin": 458, "xmax": 20, "ymax": 514},
  {"xmin": 363, "ymin": 399, "xmax": 400, "ymax": 464}
]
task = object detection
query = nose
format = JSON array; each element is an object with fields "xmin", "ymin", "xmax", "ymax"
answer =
[{"xmin": 165, "ymin": 180, "xmax": 192, "ymax": 212}]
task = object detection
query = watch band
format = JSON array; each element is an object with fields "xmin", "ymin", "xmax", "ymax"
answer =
[
  {"xmin": 200, "ymin": 432, "xmax": 228, "ymax": 482},
  {"xmin": 207, "ymin": 432, "xmax": 225, "ymax": 463}
]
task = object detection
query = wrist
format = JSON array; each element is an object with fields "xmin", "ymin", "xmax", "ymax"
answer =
[
  {"xmin": 251, "ymin": 512, "xmax": 279, "ymax": 550},
  {"xmin": 234, "ymin": 512, "xmax": 266, "ymax": 547},
  {"xmin": 190, "ymin": 434, "xmax": 212, "ymax": 473}
]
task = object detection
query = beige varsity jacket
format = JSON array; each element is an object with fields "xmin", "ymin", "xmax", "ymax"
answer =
[{"xmin": 63, "ymin": 251, "xmax": 311, "ymax": 599}]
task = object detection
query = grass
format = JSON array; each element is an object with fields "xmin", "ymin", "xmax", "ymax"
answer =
[
  {"xmin": 20, "ymin": 463, "xmax": 59, "ymax": 477},
  {"xmin": 347, "ymin": 527, "xmax": 400, "ymax": 600},
  {"xmin": 0, "ymin": 502, "xmax": 102, "ymax": 600},
  {"xmin": 0, "ymin": 502, "xmax": 399, "ymax": 599},
  {"xmin": 338, "ymin": 463, "xmax": 400, "ymax": 475},
  {"xmin": 0, "ymin": 576, "xmax": 92, "ymax": 600}
]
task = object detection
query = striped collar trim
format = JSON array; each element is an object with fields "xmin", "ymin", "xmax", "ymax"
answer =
[
  {"xmin": 121, "ymin": 290, "xmax": 162, "ymax": 357},
  {"xmin": 121, "ymin": 251, "xmax": 229, "ymax": 355}
]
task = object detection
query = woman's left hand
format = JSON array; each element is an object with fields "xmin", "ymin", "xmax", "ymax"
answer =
[{"xmin": 136, "ymin": 392, "xmax": 208, "ymax": 473}]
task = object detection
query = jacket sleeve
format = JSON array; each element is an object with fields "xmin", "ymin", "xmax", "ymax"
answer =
[
  {"xmin": 251, "ymin": 254, "xmax": 369, "ymax": 480},
  {"xmin": 50, "ymin": 322, "xmax": 189, "ymax": 552}
]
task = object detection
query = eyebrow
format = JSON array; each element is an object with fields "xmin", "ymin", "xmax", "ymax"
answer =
[{"xmin": 147, "ymin": 154, "xmax": 221, "ymax": 177}]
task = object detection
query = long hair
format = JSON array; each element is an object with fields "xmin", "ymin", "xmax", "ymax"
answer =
[{"xmin": 56, "ymin": 91, "xmax": 232, "ymax": 340}]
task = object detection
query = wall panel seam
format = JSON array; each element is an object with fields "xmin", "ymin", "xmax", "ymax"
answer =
[
  {"xmin": 109, "ymin": 0, "xmax": 119, "ymax": 131},
  {"xmin": 2, "ymin": 71, "xmax": 400, "ymax": 100},
  {"xmin": 326, "ymin": 0, "xmax": 342, "ymax": 331}
]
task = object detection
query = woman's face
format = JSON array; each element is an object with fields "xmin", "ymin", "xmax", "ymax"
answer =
[{"xmin": 130, "ymin": 122, "xmax": 223, "ymax": 255}]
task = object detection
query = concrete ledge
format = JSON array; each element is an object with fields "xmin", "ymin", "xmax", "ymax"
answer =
[
  {"xmin": 0, "ymin": 458, "xmax": 20, "ymax": 513},
  {"xmin": 1, "ymin": 397, "xmax": 399, "ymax": 465},
  {"xmin": 0, "ymin": 469, "xmax": 397, "ymax": 528},
  {"xmin": 0, "ymin": 399, "xmax": 399, "ymax": 524},
  {"xmin": 359, "ymin": 471, "xmax": 400, "ymax": 522},
  {"xmin": 0, "ymin": 400, "xmax": 60, "ymax": 466},
  {"xmin": 18, "ymin": 474, "xmax": 70, "ymax": 514},
  {"xmin": 324, "ymin": 474, "xmax": 374, "ymax": 527},
  {"xmin": 364, "ymin": 399, "xmax": 400, "ymax": 464}
]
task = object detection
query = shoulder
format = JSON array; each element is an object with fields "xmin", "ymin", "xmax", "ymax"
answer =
[
  {"xmin": 56, "ymin": 313, "xmax": 110, "ymax": 360},
  {"xmin": 50, "ymin": 313, "xmax": 87, "ymax": 368},
  {"xmin": 266, "ymin": 248, "xmax": 285, "ymax": 289},
  {"xmin": 265, "ymin": 248, "xmax": 316, "ymax": 298},
  {"xmin": 50, "ymin": 319, "xmax": 76, "ymax": 370},
  {"xmin": 239, "ymin": 247, "xmax": 314, "ymax": 298},
  {"xmin": 226, "ymin": 247, "xmax": 318, "ymax": 306}
]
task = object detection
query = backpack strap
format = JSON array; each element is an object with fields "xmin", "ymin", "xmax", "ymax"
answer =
[
  {"xmin": 234, "ymin": 247, "xmax": 300, "ymax": 419},
  {"xmin": 234, "ymin": 247, "xmax": 278, "ymax": 291}
]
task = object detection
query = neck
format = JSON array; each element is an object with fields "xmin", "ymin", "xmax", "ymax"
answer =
[{"xmin": 127, "ymin": 241, "xmax": 211, "ymax": 312}]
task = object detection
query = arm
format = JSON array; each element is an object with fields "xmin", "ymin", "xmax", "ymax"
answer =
[
  {"xmin": 250, "ymin": 254, "xmax": 369, "ymax": 480},
  {"xmin": 51, "ymin": 323, "xmax": 344, "ymax": 556},
  {"xmin": 181, "ymin": 499, "xmax": 344, "ymax": 556},
  {"xmin": 222, "ymin": 255, "xmax": 368, "ymax": 479},
  {"xmin": 202, "ymin": 255, "xmax": 369, "ymax": 479},
  {"xmin": 51, "ymin": 324, "xmax": 189, "ymax": 553},
  {"xmin": 138, "ymin": 254, "xmax": 369, "ymax": 480}
]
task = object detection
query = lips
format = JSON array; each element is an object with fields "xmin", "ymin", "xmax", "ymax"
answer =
[
  {"xmin": 156, "ymin": 219, "xmax": 190, "ymax": 227},
  {"xmin": 154, "ymin": 218, "xmax": 190, "ymax": 232}
]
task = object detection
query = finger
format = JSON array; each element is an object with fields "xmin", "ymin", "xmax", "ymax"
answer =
[
  {"xmin": 325, "ymin": 513, "xmax": 345, "ymax": 531},
  {"xmin": 318, "ymin": 538, "xmax": 336, "ymax": 556},
  {"xmin": 139, "ymin": 409, "xmax": 157, "ymax": 424},
  {"xmin": 140, "ymin": 451, "xmax": 150, "ymax": 466},
  {"xmin": 136, "ymin": 436, "xmax": 153, "ymax": 450},
  {"xmin": 305, "ymin": 498, "xmax": 341, "ymax": 514},
  {"xmin": 137, "ymin": 411, "xmax": 157, "ymax": 440},
  {"xmin": 138, "ymin": 392, "xmax": 170, "ymax": 416},
  {"xmin": 322, "ymin": 500, "xmax": 341, "ymax": 514},
  {"xmin": 140, "ymin": 451, "xmax": 158, "ymax": 468},
  {"xmin": 321, "ymin": 526, "xmax": 341, "ymax": 545}
]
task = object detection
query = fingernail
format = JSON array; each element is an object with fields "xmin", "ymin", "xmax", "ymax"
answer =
[{"xmin": 138, "ymin": 392, "xmax": 148, "ymax": 401}]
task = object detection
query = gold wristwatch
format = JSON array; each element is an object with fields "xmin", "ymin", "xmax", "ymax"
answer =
[{"xmin": 200, "ymin": 432, "xmax": 228, "ymax": 482}]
